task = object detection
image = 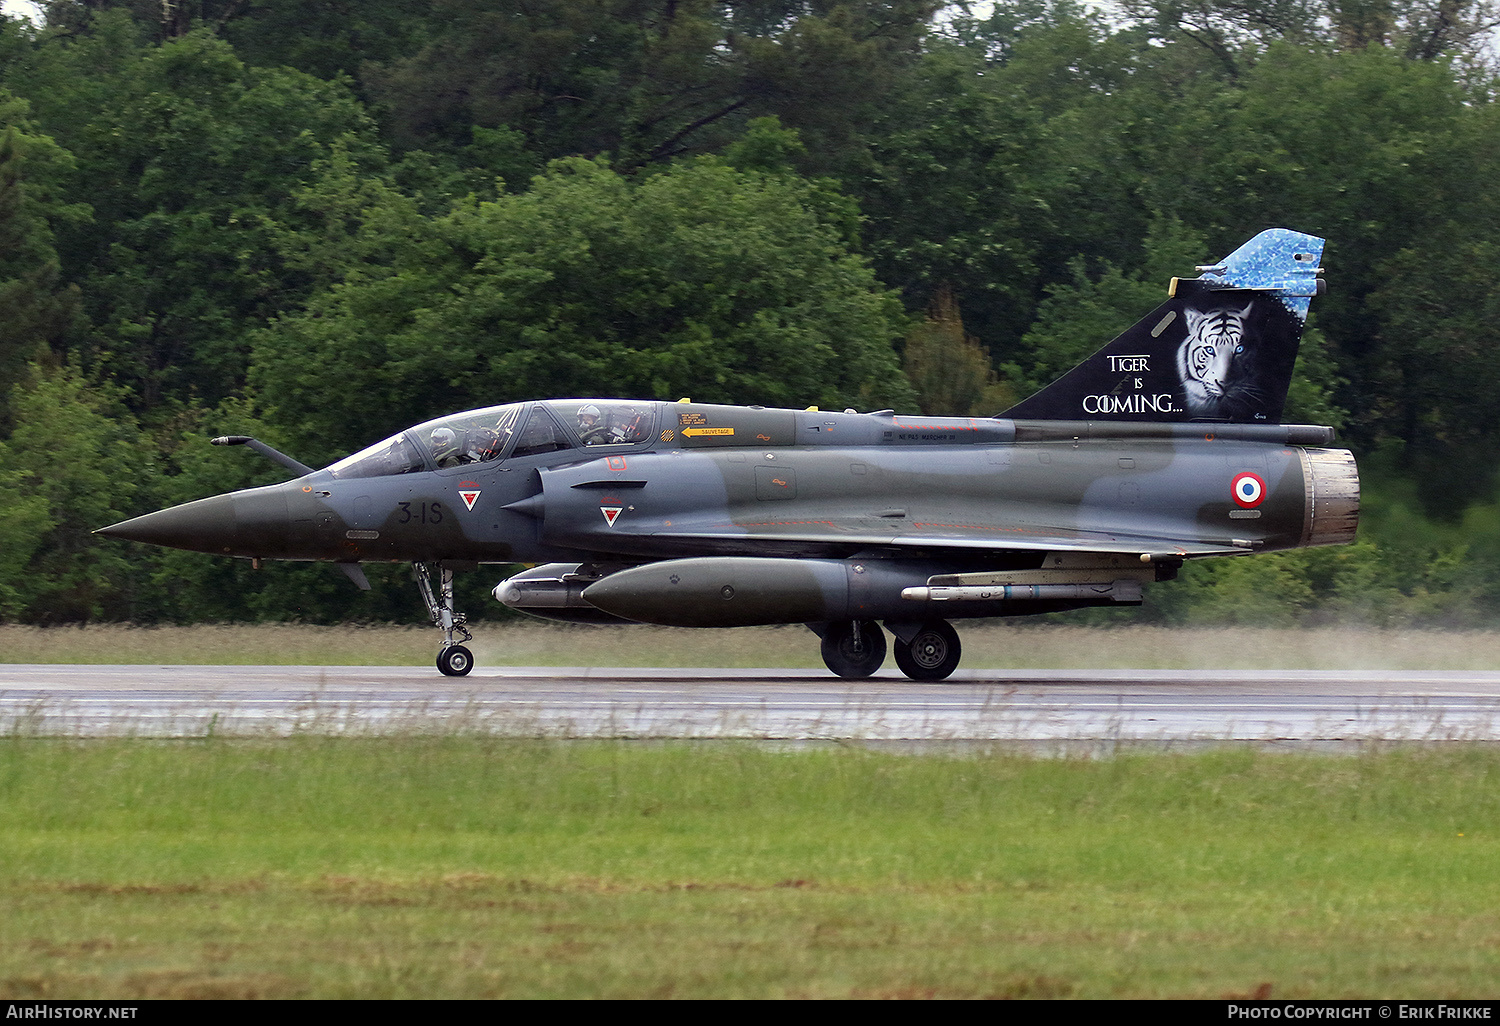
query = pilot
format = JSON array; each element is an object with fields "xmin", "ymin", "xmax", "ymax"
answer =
[
  {"xmin": 576, "ymin": 404, "xmax": 610, "ymax": 444},
  {"xmin": 430, "ymin": 427, "xmax": 464, "ymax": 467}
]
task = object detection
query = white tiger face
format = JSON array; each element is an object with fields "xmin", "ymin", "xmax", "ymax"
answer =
[{"xmin": 1178, "ymin": 303, "xmax": 1253, "ymax": 407}]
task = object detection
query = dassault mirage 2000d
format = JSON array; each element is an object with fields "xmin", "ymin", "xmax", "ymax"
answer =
[{"xmin": 99, "ymin": 229, "xmax": 1358, "ymax": 680}]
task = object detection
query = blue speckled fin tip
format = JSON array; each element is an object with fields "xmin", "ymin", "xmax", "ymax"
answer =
[{"xmin": 1198, "ymin": 228, "xmax": 1326, "ymax": 320}]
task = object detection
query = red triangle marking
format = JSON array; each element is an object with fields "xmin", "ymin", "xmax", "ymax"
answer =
[
  {"xmin": 601, "ymin": 506, "xmax": 622, "ymax": 526},
  {"xmin": 459, "ymin": 490, "xmax": 481, "ymax": 511}
]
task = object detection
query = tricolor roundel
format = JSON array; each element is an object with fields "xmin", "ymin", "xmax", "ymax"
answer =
[{"xmin": 1232, "ymin": 471, "xmax": 1266, "ymax": 508}]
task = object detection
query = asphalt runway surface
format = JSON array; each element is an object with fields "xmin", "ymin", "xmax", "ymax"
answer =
[{"xmin": 4, "ymin": 664, "xmax": 1500, "ymax": 743}]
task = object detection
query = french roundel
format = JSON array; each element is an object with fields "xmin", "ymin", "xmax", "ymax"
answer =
[{"xmin": 1232, "ymin": 471, "xmax": 1266, "ymax": 508}]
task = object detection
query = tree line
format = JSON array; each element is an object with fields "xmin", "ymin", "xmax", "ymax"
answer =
[{"xmin": 3, "ymin": 0, "xmax": 1500, "ymax": 627}]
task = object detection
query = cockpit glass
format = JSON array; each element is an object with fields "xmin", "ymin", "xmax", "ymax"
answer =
[
  {"xmin": 322, "ymin": 401, "xmax": 650, "ymax": 478},
  {"xmin": 418, "ymin": 403, "xmax": 524, "ymax": 469},
  {"xmin": 549, "ymin": 401, "xmax": 656, "ymax": 446},
  {"xmin": 326, "ymin": 403, "xmax": 528, "ymax": 479},
  {"xmin": 326, "ymin": 432, "xmax": 424, "ymax": 480},
  {"xmin": 510, "ymin": 406, "xmax": 574, "ymax": 458}
]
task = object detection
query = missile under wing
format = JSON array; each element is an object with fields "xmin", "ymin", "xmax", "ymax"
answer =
[{"xmin": 98, "ymin": 229, "xmax": 1358, "ymax": 680}]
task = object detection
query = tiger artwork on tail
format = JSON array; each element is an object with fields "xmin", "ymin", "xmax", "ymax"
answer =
[
  {"xmin": 1177, "ymin": 302, "xmax": 1258, "ymax": 419},
  {"xmin": 1000, "ymin": 229, "xmax": 1320, "ymax": 425}
]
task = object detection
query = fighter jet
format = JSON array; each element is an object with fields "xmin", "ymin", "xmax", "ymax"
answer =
[{"xmin": 98, "ymin": 229, "xmax": 1357, "ymax": 680}]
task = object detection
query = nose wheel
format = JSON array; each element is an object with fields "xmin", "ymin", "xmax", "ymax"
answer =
[
  {"xmin": 437, "ymin": 644, "xmax": 474, "ymax": 677},
  {"xmin": 414, "ymin": 562, "xmax": 475, "ymax": 676},
  {"xmin": 892, "ymin": 620, "xmax": 961, "ymax": 681}
]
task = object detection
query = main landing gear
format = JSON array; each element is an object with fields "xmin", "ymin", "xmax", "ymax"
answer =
[
  {"xmin": 820, "ymin": 620, "xmax": 887, "ymax": 679},
  {"xmin": 891, "ymin": 620, "xmax": 962, "ymax": 682},
  {"xmin": 414, "ymin": 561, "xmax": 474, "ymax": 676},
  {"xmin": 814, "ymin": 619, "xmax": 964, "ymax": 681}
]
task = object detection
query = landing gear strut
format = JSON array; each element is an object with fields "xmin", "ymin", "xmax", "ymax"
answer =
[
  {"xmin": 892, "ymin": 620, "xmax": 961, "ymax": 681},
  {"xmin": 414, "ymin": 561, "xmax": 474, "ymax": 676},
  {"xmin": 819, "ymin": 620, "xmax": 887, "ymax": 678}
]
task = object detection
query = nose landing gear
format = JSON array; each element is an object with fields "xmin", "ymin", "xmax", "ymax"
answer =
[
  {"xmin": 437, "ymin": 644, "xmax": 474, "ymax": 676},
  {"xmin": 414, "ymin": 562, "xmax": 474, "ymax": 676}
]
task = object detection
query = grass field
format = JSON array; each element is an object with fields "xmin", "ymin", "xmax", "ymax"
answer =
[
  {"xmin": 1, "ymin": 739, "xmax": 1499, "ymax": 998},
  {"xmin": 5, "ymin": 627, "xmax": 1499, "ymax": 998},
  {"xmin": 8, "ymin": 622, "xmax": 1500, "ymax": 670}
]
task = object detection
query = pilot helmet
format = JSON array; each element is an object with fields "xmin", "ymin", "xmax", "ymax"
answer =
[
  {"xmin": 578, "ymin": 404, "xmax": 601, "ymax": 423},
  {"xmin": 430, "ymin": 427, "xmax": 457, "ymax": 449}
]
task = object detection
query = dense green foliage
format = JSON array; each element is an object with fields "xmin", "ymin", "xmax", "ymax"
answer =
[{"xmin": 2, "ymin": 0, "xmax": 1500, "ymax": 626}]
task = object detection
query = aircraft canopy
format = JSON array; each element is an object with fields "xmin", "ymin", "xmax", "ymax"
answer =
[{"xmin": 325, "ymin": 400, "xmax": 656, "ymax": 479}]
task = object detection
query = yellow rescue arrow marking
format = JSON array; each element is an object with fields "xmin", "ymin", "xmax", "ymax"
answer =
[{"xmin": 682, "ymin": 426, "xmax": 735, "ymax": 437}]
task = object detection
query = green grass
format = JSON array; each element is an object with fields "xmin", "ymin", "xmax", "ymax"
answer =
[
  {"xmin": 1, "ymin": 740, "xmax": 1499, "ymax": 997},
  {"xmin": 9, "ymin": 622, "xmax": 1500, "ymax": 669}
]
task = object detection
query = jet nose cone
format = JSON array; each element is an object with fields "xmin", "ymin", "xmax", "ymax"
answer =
[{"xmin": 95, "ymin": 493, "xmax": 239, "ymax": 553}]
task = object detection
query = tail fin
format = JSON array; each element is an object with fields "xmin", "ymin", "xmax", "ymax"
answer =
[{"xmin": 1002, "ymin": 229, "xmax": 1326, "ymax": 424}]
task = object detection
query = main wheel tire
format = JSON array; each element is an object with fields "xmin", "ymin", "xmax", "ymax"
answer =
[
  {"xmin": 437, "ymin": 644, "xmax": 474, "ymax": 677},
  {"xmin": 894, "ymin": 620, "xmax": 961, "ymax": 681},
  {"xmin": 820, "ymin": 620, "xmax": 887, "ymax": 678}
]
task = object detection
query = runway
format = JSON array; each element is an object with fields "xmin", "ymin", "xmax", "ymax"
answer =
[{"xmin": 4, "ymin": 664, "xmax": 1500, "ymax": 742}]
